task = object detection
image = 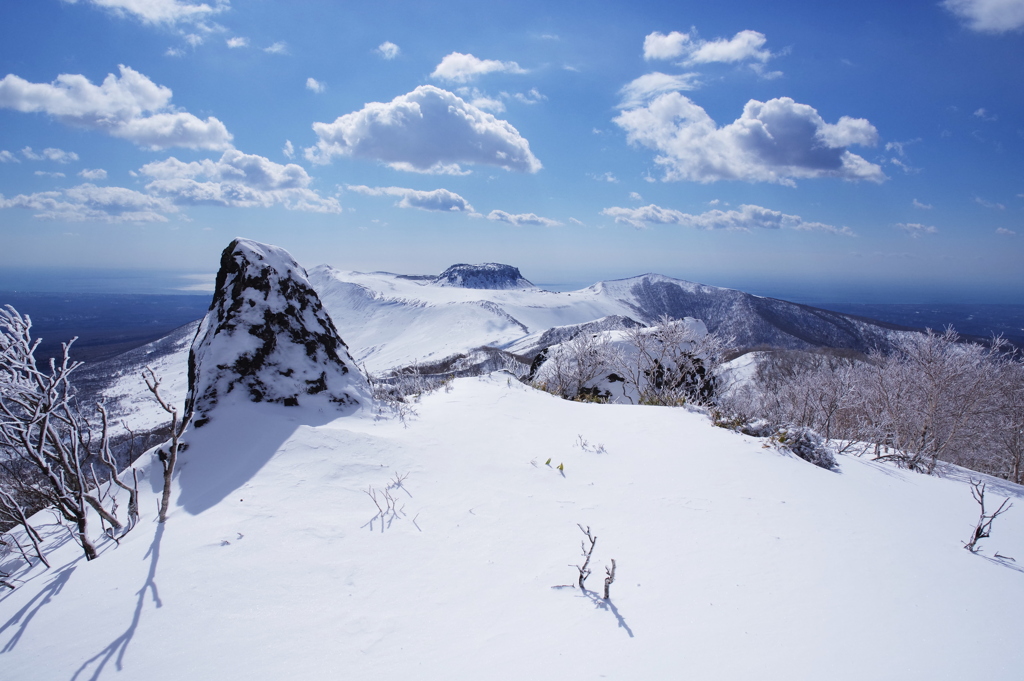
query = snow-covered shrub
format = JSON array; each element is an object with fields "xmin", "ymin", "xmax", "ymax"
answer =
[
  {"xmin": 773, "ymin": 426, "xmax": 836, "ymax": 470},
  {"xmin": 530, "ymin": 315, "xmax": 729, "ymax": 406}
]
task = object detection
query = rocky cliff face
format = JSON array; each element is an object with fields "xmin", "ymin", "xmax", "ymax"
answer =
[
  {"xmin": 186, "ymin": 238, "xmax": 369, "ymax": 426},
  {"xmin": 431, "ymin": 263, "xmax": 534, "ymax": 290}
]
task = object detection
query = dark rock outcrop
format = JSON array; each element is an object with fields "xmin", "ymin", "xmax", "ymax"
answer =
[{"xmin": 186, "ymin": 238, "xmax": 369, "ymax": 426}]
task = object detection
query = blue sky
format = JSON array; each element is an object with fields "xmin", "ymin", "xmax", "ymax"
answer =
[{"xmin": 1, "ymin": 0, "xmax": 1022, "ymax": 302}]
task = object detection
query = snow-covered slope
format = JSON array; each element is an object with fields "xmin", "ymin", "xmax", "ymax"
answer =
[{"xmin": 2, "ymin": 375, "xmax": 1023, "ymax": 680}]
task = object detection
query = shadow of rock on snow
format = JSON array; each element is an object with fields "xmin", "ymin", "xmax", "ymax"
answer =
[{"xmin": 172, "ymin": 402, "xmax": 347, "ymax": 516}]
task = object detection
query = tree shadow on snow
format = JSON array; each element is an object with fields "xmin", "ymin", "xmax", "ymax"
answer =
[
  {"xmin": 71, "ymin": 523, "xmax": 164, "ymax": 681},
  {"xmin": 0, "ymin": 564, "xmax": 77, "ymax": 652},
  {"xmin": 172, "ymin": 403, "xmax": 345, "ymax": 516},
  {"xmin": 582, "ymin": 588, "xmax": 634, "ymax": 638}
]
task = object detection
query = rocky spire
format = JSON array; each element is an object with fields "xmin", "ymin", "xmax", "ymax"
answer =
[{"xmin": 186, "ymin": 238, "xmax": 369, "ymax": 426}]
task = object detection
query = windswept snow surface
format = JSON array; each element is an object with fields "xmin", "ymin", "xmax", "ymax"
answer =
[{"xmin": 2, "ymin": 375, "xmax": 1024, "ymax": 680}]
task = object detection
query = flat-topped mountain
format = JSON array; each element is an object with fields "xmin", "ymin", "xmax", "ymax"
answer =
[{"xmin": 431, "ymin": 263, "xmax": 534, "ymax": 290}]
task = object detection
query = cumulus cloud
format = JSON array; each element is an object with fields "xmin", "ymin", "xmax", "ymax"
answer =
[
  {"xmin": 34, "ymin": 171, "xmax": 67, "ymax": 178},
  {"xmin": 430, "ymin": 52, "xmax": 526, "ymax": 83},
  {"xmin": 226, "ymin": 36, "xmax": 248, "ymax": 48},
  {"xmin": 0, "ymin": 65, "xmax": 232, "ymax": 150},
  {"xmin": 306, "ymin": 77, "xmax": 325, "ymax": 93},
  {"xmin": 629, "ymin": 191, "xmax": 643, "ymax": 201},
  {"xmin": 897, "ymin": 222, "xmax": 938, "ymax": 237},
  {"xmin": 21, "ymin": 146, "xmax": 79, "ymax": 163},
  {"xmin": 601, "ymin": 202, "xmax": 852, "ymax": 234},
  {"xmin": 377, "ymin": 41, "xmax": 400, "ymax": 59},
  {"xmin": 79, "ymin": 168, "xmax": 108, "ymax": 180},
  {"xmin": 589, "ymin": 172, "xmax": 618, "ymax": 183},
  {"xmin": 282, "ymin": 140, "xmax": 294, "ymax": 159},
  {"xmin": 0, "ymin": 150, "xmax": 19, "ymax": 163},
  {"xmin": 618, "ymin": 72, "xmax": 700, "ymax": 109},
  {"xmin": 455, "ymin": 87, "xmax": 505, "ymax": 113},
  {"xmin": 943, "ymin": 0, "xmax": 1024, "ymax": 33},
  {"xmin": 643, "ymin": 31, "xmax": 692, "ymax": 60},
  {"xmin": 346, "ymin": 185, "xmax": 473, "ymax": 212},
  {"xmin": 613, "ymin": 93, "xmax": 884, "ymax": 185},
  {"xmin": 913, "ymin": 198, "xmax": 933, "ymax": 209},
  {"xmin": 643, "ymin": 29, "xmax": 774, "ymax": 65},
  {"xmin": 140, "ymin": 149, "xmax": 340, "ymax": 212},
  {"xmin": 0, "ymin": 182, "xmax": 176, "ymax": 222},
  {"xmin": 64, "ymin": 0, "xmax": 228, "ymax": 27},
  {"xmin": 305, "ymin": 85, "xmax": 542, "ymax": 174},
  {"xmin": 264, "ymin": 42, "xmax": 288, "ymax": 54},
  {"xmin": 486, "ymin": 210, "xmax": 561, "ymax": 227},
  {"xmin": 996, "ymin": 227, "xmax": 1016, "ymax": 235}
]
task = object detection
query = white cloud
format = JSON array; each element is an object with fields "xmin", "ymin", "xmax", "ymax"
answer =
[
  {"xmin": 455, "ymin": 87, "xmax": 505, "ymax": 113},
  {"xmin": 569, "ymin": 217, "xmax": 584, "ymax": 225},
  {"xmin": 305, "ymin": 85, "xmax": 542, "ymax": 174},
  {"xmin": 975, "ymin": 196, "xmax": 1006, "ymax": 209},
  {"xmin": 282, "ymin": 140, "xmax": 294, "ymax": 159},
  {"xmin": 688, "ymin": 30, "xmax": 773, "ymax": 64},
  {"xmin": 79, "ymin": 168, "xmax": 108, "ymax": 180},
  {"xmin": 973, "ymin": 107, "xmax": 997, "ymax": 120},
  {"xmin": 644, "ymin": 28, "xmax": 774, "ymax": 65},
  {"xmin": 513, "ymin": 88, "xmax": 546, "ymax": 104},
  {"xmin": 486, "ymin": 210, "xmax": 561, "ymax": 227},
  {"xmin": 996, "ymin": 227, "xmax": 1017, "ymax": 235},
  {"xmin": 264, "ymin": 42, "xmax": 288, "ymax": 55},
  {"xmin": 613, "ymin": 93, "xmax": 884, "ymax": 185},
  {"xmin": 226, "ymin": 36, "xmax": 248, "ymax": 48},
  {"xmin": 897, "ymin": 222, "xmax": 938, "ymax": 237},
  {"xmin": 629, "ymin": 191, "xmax": 643, "ymax": 201},
  {"xmin": 643, "ymin": 31, "xmax": 691, "ymax": 60},
  {"xmin": 618, "ymin": 72, "xmax": 700, "ymax": 109},
  {"xmin": 65, "ymin": 0, "xmax": 228, "ymax": 27},
  {"xmin": 601, "ymin": 202, "xmax": 852, "ymax": 234},
  {"xmin": 306, "ymin": 77, "xmax": 326, "ymax": 93},
  {"xmin": 913, "ymin": 198, "xmax": 933, "ymax": 209},
  {"xmin": 589, "ymin": 172, "xmax": 618, "ymax": 183},
  {"xmin": 141, "ymin": 149, "xmax": 341, "ymax": 212},
  {"xmin": 346, "ymin": 185, "xmax": 473, "ymax": 212},
  {"xmin": 0, "ymin": 65, "xmax": 232, "ymax": 150},
  {"xmin": 0, "ymin": 182, "xmax": 176, "ymax": 222},
  {"xmin": 34, "ymin": 171, "xmax": 67, "ymax": 178},
  {"xmin": 0, "ymin": 150, "xmax": 19, "ymax": 163},
  {"xmin": 184, "ymin": 33, "xmax": 204, "ymax": 47},
  {"xmin": 165, "ymin": 47, "xmax": 185, "ymax": 57},
  {"xmin": 430, "ymin": 52, "xmax": 526, "ymax": 83},
  {"xmin": 377, "ymin": 41, "xmax": 400, "ymax": 59},
  {"xmin": 943, "ymin": 0, "xmax": 1024, "ymax": 33},
  {"xmin": 21, "ymin": 146, "xmax": 79, "ymax": 163}
]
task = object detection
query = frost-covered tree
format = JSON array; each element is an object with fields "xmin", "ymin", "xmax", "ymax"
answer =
[{"xmin": 0, "ymin": 305, "xmax": 136, "ymax": 561}]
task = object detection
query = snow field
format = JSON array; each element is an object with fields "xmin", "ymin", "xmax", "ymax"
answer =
[{"xmin": 1, "ymin": 375, "xmax": 1023, "ymax": 680}]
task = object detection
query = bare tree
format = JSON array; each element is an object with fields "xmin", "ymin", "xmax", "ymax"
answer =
[
  {"xmin": 0, "ymin": 305, "xmax": 134, "ymax": 561},
  {"xmin": 143, "ymin": 367, "xmax": 187, "ymax": 524},
  {"xmin": 963, "ymin": 479, "xmax": 1012, "ymax": 553},
  {"xmin": 603, "ymin": 558, "xmax": 616, "ymax": 600},
  {"xmin": 574, "ymin": 524, "xmax": 597, "ymax": 589}
]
